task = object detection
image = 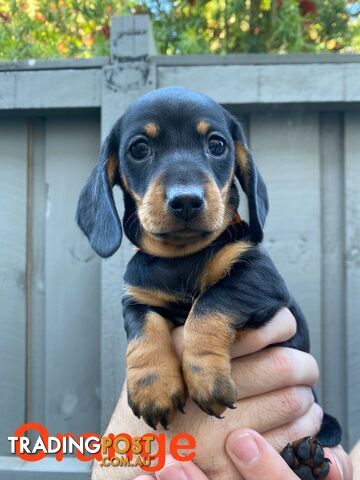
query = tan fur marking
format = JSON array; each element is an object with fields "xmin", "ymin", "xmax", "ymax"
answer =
[
  {"xmin": 140, "ymin": 229, "xmax": 219, "ymax": 258},
  {"xmin": 137, "ymin": 175, "xmax": 225, "ymax": 256},
  {"xmin": 106, "ymin": 154, "xmax": 118, "ymax": 187},
  {"xmin": 235, "ymin": 141, "xmax": 250, "ymax": 188},
  {"xmin": 121, "ymin": 173, "xmax": 142, "ymax": 204},
  {"xmin": 200, "ymin": 241, "xmax": 252, "ymax": 291},
  {"xmin": 137, "ymin": 174, "xmax": 236, "ymax": 258},
  {"xmin": 144, "ymin": 122, "xmax": 159, "ymax": 138},
  {"xmin": 126, "ymin": 285, "xmax": 183, "ymax": 308},
  {"xmin": 204, "ymin": 179, "xmax": 225, "ymax": 230},
  {"xmin": 196, "ymin": 120, "xmax": 210, "ymax": 136},
  {"xmin": 183, "ymin": 311, "xmax": 236, "ymax": 416},
  {"xmin": 137, "ymin": 176, "xmax": 167, "ymax": 232},
  {"xmin": 126, "ymin": 312, "xmax": 185, "ymax": 424}
]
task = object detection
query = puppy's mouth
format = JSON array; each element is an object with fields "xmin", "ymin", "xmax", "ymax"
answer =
[{"xmin": 150, "ymin": 227, "xmax": 213, "ymax": 245}]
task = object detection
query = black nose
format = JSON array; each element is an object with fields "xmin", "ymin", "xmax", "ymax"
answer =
[{"xmin": 167, "ymin": 187, "xmax": 204, "ymax": 221}]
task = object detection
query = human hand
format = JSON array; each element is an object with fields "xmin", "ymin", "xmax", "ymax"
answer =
[
  {"xmin": 137, "ymin": 429, "xmax": 353, "ymax": 480},
  {"xmin": 92, "ymin": 308, "xmax": 321, "ymax": 479}
]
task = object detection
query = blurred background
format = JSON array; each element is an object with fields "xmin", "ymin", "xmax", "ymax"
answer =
[
  {"xmin": 0, "ymin": 0, "xmax": 360, "ymax": 58},
  {"xmin": 0, "ymin": 2, "xmax": 359, "ymax": 479}
]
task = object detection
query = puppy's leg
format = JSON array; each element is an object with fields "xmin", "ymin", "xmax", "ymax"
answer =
[
  {"xmin": 123, "ymin": 299, "xmax": 186, "ymax": 429},
  {"xmin": 183, "ymin": 308, "xmax": 237, "ymax": 418},
  {"xmin": 183, "ymin": 246, "xmax": 290, "ymax": 417}
]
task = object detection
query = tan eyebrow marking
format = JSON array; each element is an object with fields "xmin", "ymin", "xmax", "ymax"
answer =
[
  {"xmin": 196, "ymin": 120, "xmax": 210, "ymax": 136},
  {"xmin": 144, "ymin": 122, "xmax": 159, "ymax": 138}
]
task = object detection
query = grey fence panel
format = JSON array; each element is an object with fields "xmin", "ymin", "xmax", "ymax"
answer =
[
  {"xmin": 27, "ymin": 118, "xmax": 47, "ymax": 428},
  {"xmin": 157, "ymin": 63, "xmax": 360, "ymax": 104},
  {"xmin": 0, "ymin": 118, "xmax": 27, "ymax": 455},
  {"xmin": 345, "ymin": 112, "xmax": 360, "ymax": 448},
  {"xmin": 0, "ymin": 458, "xmax": 89, "ymax": 479},
  {"xmin": 44, "ymin": 115, "xmax": 101, "ymax": 435},
  {"xmin": 319, "ymin": 112, "xmax": 347, "ymax": 444},
  {"xmin": 0, "ymin": 69, "xmax": 102, "ymax": 109},
  {"xmin": 250, "ymin": 111, "xmax": 323, "ymax": 366},
  {"xmin": 0, "ymin": 114, "xmax": 101, "ymax": 479}
]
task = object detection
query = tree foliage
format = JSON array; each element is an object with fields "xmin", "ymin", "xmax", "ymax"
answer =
[{"xmin": 0, "ymin": 0, "xmax": 359, "ymax": 60}]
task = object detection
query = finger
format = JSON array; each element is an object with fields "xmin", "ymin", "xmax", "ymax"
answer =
[
  {"xmin": 156, "ymin": 455, "xmax": 209, "ymax": 480},
  {"xmin": 229, "ymin": 386, "xmax": 315, "ymax": 433},
  {"xmin": 226, "ymin": 428, "xmax": 299, "ymax": 479},
  {"xmin": 326, "ymin": 446, "xmax": 353, "ymax": 480},
  {"xmin": 232, "ymin": 347, "xmax": 319, "ymax": 399},
  {"xmin": 231, "ymin": 308, "xmax": 296, "ymax": 358},
  {"xmin": 263, "ymin": 402, "xmax": 324, "ymax": 450}
]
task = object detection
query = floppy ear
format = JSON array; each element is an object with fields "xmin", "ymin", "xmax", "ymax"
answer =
[
  {"xmin": 76, "ymin": 125, "xmax": 122, "ymax": 258},
  {"xmin": 226, "ymin": 112, "xmax": 269, "ymax": 243}
]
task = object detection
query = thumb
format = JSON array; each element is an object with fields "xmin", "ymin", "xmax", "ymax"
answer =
[{"xmin": 226, "ymin": 428, "xmax": 299, "ymax": 480}]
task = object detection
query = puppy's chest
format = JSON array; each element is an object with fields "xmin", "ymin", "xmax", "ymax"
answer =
[{"xmin": 124, "ymin": 250, "xmax": 210, "ymax": 325}]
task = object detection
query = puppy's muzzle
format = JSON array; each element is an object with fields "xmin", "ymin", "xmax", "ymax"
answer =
[{"xmin": 167, "ymin": 186, "xmax": 204, "ymax": 221}]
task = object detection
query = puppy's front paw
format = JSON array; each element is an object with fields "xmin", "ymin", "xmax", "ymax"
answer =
[
  {"xmin": 126, "ymin": 340, "xmax": 186, "ymax": 430},
  {"xmin": 182, "ymin": 350, "xmax": 236, "ymax": 418}
]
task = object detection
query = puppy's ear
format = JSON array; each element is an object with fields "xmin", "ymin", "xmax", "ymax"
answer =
[
  {"xmin": 225, "ymin": 111, "xmax": 269, "ymax": 243},
  {"xmin": 76, "ymin": 125, "xmax": 122, "ymax": 258}
]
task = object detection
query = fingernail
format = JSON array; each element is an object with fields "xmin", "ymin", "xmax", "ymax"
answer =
[
  {"xmin": 230, "ymin": 432, "xmax": 260, "ymax": 465},
  {"xmin": 157, "ymin": 462, "xmax": 189, "ymax": 480}
]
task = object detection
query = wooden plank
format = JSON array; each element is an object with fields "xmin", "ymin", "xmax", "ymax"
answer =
[
  {"xmin": 249, "ymin": 113, "xmax": 323, "ymax": 370},
  {"xmin": 0, "ymin": 69, "xmax": 102, "ymax": 109},
  {"xmin": 0, "ymin": 57, "xmax": 108, "ymax": 71},
  {"xmin": 26, "ymin": 118, "xmax": 46, "ymax": 426},
  {"xmin": 153, "ymin": 53, "xmax": 360, "ymax": 66},
  {"xmin": 0, "ymin": 118, "xmax": 27, "ymax": 455},
  {"xmin": 0, "ymin": 60, "xmax": 358, "ymax": 111},
  {"xmin": 0, "ymin": 456, "xmax": 89, "ymax": 480},
  {"xmin": 44, "ymin": 115, "xmax": 101, "ymax": 435},
  {"xmin": 158, "ymin": 64, "xmax": 360, "ymax": 104},
  {"xmin": 100, "ymin": 15, "xmax": 157, "ymax": 429},
  {"xmin": 319, "ymin": 113, "xmax": 347, "ymax": 446},
  {"xmin": 344, "ymin": 112, "xmax": 360, "ymax": 448}
]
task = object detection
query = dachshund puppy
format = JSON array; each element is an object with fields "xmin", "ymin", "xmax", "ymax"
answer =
[{"xmin": 77, "ymin": 86, "xmax": 341, "ymax": 480}]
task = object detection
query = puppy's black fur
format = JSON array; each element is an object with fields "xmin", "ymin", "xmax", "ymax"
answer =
[{"xmin": 77, "ymin": 86, "xmax": 341, "ymax": 479}]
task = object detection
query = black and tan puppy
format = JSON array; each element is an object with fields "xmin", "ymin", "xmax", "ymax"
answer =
[{"xmin": 77, "ymin": 86, "xmax": 341, "ymax": 480}]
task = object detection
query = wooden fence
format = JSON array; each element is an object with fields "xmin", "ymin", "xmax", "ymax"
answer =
[{"xmin": 0, "ymin": 14, "xmax": 359, "ymax": 479}]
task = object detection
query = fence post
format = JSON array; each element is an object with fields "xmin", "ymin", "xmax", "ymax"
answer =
[{"xmin": 100, "ymin": 15, "xmax": 157, "ymax": 429}]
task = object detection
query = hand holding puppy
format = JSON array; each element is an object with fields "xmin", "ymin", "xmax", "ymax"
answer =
[
  {"xmin": 93, "ymin": 309, "xmax": 335, "ymax": 480},
  {"xmin": 138, "ymin": 432, "xmax": 352, "ymax": 480}
]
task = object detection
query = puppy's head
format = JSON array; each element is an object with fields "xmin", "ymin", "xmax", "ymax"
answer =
[{"xmin": 76, "ymin": 87, "xmax": 268, "ymax": 258}]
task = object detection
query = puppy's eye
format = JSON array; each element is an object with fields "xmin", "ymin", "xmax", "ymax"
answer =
[
  {"xmin": 208, "ymin": 135, "xmax": 226, "ymax": 156},
  {"xmin": 129, "ymin": 140, "xmax": 150, "ymax": 160}
]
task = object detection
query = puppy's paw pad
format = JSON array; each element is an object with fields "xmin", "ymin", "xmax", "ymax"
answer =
[{"xmin": 281, "ymin": 437, "xmax": 330, "ymax": 480}]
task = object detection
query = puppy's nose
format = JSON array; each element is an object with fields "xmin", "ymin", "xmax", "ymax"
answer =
[{"xmin": 167, "ymin": 187, "xmax": 204, "ymax": 221}]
